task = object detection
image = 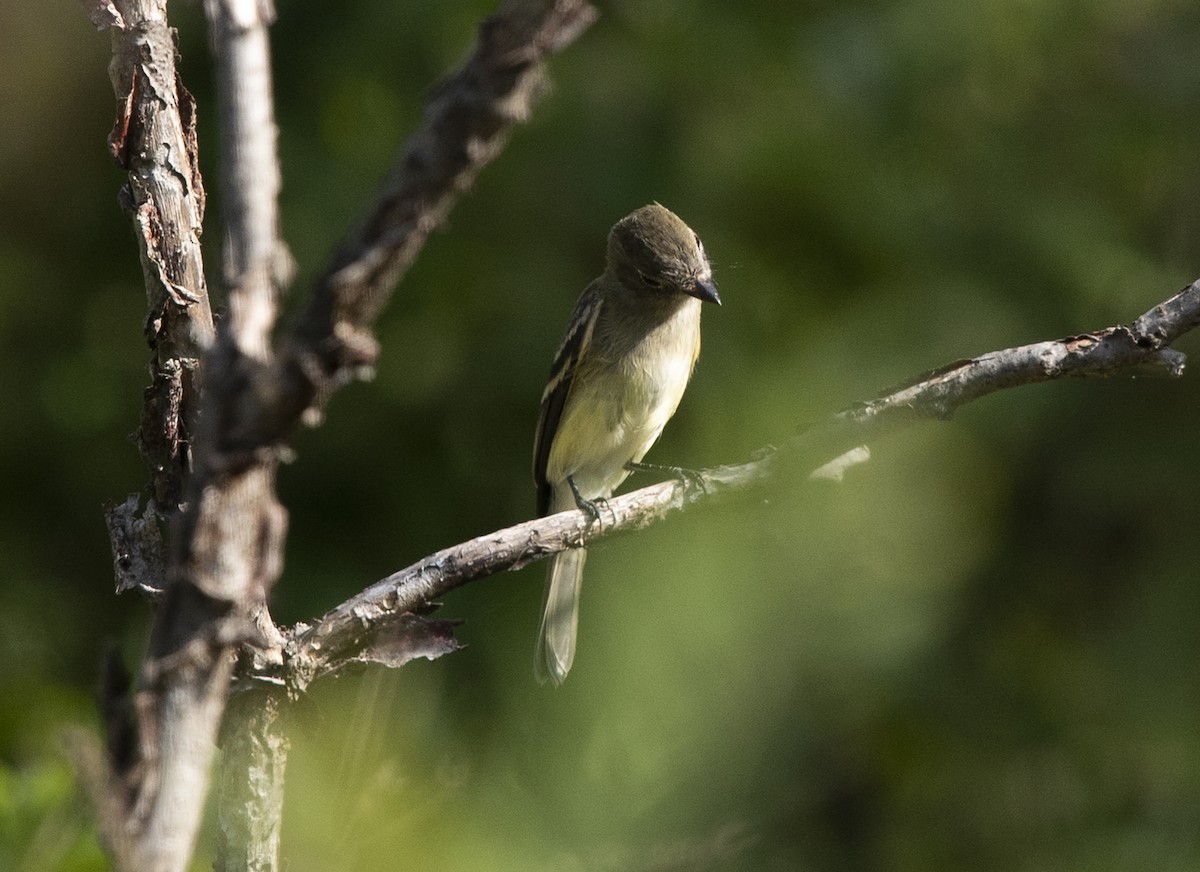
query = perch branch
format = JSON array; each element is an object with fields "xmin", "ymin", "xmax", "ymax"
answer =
[{"xmin": 272, "ymin": 280, "xmax": 1200, "ymax": 692}]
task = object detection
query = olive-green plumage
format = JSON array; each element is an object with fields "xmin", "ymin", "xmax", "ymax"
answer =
[{"xmin": 532, "ymin": 203, "xmax": 720, "ymax": 686}]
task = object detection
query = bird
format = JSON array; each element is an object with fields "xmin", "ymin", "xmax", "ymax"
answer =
[{"xmin": 532, "ymin": 203, "xmax": 721, "ymax": 686}]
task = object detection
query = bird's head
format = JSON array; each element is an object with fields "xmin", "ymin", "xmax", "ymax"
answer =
[{"xmin": 606, "ymin": 203, "xmax": 721, "ymax": 305}]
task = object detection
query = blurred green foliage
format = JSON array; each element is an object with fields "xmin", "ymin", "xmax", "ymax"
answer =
[{"xmin": 3, "ymin": 0, "xmax": 1200, "ymax": 868}]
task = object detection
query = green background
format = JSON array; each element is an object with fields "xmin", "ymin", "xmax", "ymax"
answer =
[{"xmin": 4, "ymin": 0, "xmax": 1200, "ymax": 869}]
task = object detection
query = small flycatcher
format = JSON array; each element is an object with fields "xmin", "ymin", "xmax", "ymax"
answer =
[{"xmin": 533, "ymin": 203, "xmax": 721, "ymax": 686}]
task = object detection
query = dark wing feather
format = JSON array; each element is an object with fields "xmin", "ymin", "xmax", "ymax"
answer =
[{"xmin": 533, "ymin": 283, "xmax": 602, "ymax": 516}]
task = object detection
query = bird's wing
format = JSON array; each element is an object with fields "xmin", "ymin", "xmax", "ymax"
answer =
[{"xmin": 533, "ymin": 282, "xmax": 602, "ymax": 517}]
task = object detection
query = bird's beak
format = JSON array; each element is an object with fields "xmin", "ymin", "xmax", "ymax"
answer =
[{"xmin": 688, "ymin": 277, "xmax": 721, "ymax": 305}]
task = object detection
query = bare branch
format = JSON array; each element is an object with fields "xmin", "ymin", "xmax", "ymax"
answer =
[
  {"xmin": 1132, "ymin": 281, "xmax": 1200, "ymax": 345},
  {"xmin": 100, "ymin": 0, "xmax": 292, "ymax": 868},
  {"xmin": 203, "ymin": 0, "xmax": 293, "ymax": 358},
  {"xmin": 213, "ymin": 690, "xmax": 289, "ymax": 872},
  {"xmin": 93, "ymin": 0, "xmax": 214, "ymax": 593},
  {"xmin": 81, "ymin": 1, "xmax": 224, "ymax": 869},
  {"xmin": 274, "ymin": 0, "xmax": 599, "ymax": 428},
  {"xmin": 276, "ymin": 281, "xmax": 1200, "ymax": 692},
  {"xmin": 805, "ymin": 281, "xmax": 1195, "ymax": 458}
]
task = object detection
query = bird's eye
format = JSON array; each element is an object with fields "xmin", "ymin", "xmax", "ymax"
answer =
[
  {"xmin": 692, "ymin": 231, "xmax": 704, "ymax": 255},
  {"xmin": 638, "ymin": 271, "xmax": 663, "ymax": 288}
]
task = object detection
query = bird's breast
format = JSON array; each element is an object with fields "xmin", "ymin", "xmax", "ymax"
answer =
[{"xmin": 546, "ymin": 299, "xmax": 702, "ymax": 498}]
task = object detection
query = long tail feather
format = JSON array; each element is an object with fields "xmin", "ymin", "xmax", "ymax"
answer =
[{"xmin": 534, "ymin": 548, "xmax": 587, "ymax": 686}]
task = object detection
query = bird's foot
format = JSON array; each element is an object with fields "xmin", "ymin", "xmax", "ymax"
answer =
[{"xmin": 567, "ymin": 475, "xmax": 608, "ymax": 524}]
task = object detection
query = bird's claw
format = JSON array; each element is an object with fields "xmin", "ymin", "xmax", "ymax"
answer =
[
  {"xmin": 627, "ymin": 460, "xmax": 708, "ymax": 494},
  {"xmin": 676, "ymin": 467, "xmax": 708, "ymax": 493},
  {"xmin": 567, "ymin": 475, "xmax": 607, "ymax": 524}
]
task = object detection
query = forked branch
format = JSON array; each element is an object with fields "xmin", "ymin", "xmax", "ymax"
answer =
[{"xmin": 82, "ymin": 3, "xmax": 599, "ymax": 871}]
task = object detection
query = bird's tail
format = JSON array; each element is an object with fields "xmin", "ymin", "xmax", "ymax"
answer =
[{"xmin": 534, "ymin": 547, "xmax": 587, "ymax": 686}]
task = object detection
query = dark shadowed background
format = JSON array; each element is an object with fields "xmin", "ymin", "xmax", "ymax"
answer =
[{"xmin": 4, "ymin": 1, "xmax": 1200, "ymax": 869}]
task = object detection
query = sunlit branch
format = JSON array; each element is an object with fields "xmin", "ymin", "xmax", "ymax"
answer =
[{"xmin": 274, "ymin": 280, "xmax": 1199, "ymax": 692}]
